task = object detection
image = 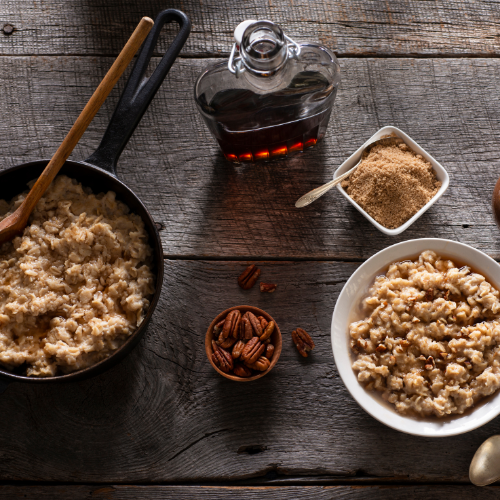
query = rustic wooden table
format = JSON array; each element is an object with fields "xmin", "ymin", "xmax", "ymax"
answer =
[{"xmin": 1, "ymin": 1, "xmax": 500, "ymax": 498}]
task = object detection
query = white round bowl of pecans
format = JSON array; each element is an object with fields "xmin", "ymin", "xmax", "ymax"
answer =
[{"xmin": 331, "ymin": 238, "xmax": 500, "ymax": 437}]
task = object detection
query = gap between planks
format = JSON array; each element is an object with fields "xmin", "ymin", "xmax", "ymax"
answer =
[
  {"xmin": 0, "ymin": 478, "xmax": 479, "ymax": 487},
  {"xmin": 3, "ymin": 53, "xmax": 500, "ymax": 59},
  {"xmin": 161, "ymin": 255, "xmax": 500, "ymax": 263}
]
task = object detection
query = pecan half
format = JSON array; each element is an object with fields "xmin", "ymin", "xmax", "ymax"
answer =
[
  {"xmin": 258, "ymin": 316, "xmax": 268, "ymax": 330},
  {"xmin": 240, "ymin": 314, "xmax": 254, "ymax": 340},
  {"xmin": 424, "ymin": 356, "xmax": 435, "ymax": 371},
  {"xmin": 292, "ymin": 328, "xmax": 315, "ymax": 357},
  {"xmin": 212, "ymin": 340, "xmax": 233, "ymax": 373},
  {"xmin": 238, "ymin": 264, "xmax": 261, "ymax": 290},
  {"xmin": 247, "ymin": 356, "xmax": 270, "ymax": 371},
  {"xmin": 246, "ymin": 311, "xmax": 263, "ymax": 337},
  {"xmin": 213, "ymin": 319, "xmax": 225, "ymax": 336},
  {"xmin": 232, "ymin": 340, "xmax": 246, "ymax": 359},
  {"xmin": 234, "ymin": 364, "xmax": 253, "ymax": 377},
  {"xmin": 260, "ymin": 320, "xmax": 275, "ymax": 342},
  {"xmin": 425, "ymin": 288, "xmax": 434, "ymax": 301},
  {"xmin": 241, "ymin": 337, "xmax": 265, "ymax": 364},
  {"xmin": 260, "ymin": 282, "xmax": 277, "ymax": 293},
  {"xmin": 218, "ymin": 336, "xmax": 237, "ymax": 349},
  {"xmin": 221, "ymin": 310, "xmax": 241, "ymax": 340},
  {"xmin": 265, "ymin": 344, "xmax": 275, "ymax": 360}
]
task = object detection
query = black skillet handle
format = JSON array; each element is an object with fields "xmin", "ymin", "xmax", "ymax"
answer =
[{"xmin": 85, "ymin": 9, "xmax": 191, "ymax": 174}]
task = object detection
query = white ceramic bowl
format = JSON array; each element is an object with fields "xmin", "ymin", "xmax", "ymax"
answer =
[
  {"xmin": 331, "ymin": 238, "xmax": 500, "ymax": 437},
  {"xmin": 334, "ymin": 126, "xmax": 449, "ymax": 236}
]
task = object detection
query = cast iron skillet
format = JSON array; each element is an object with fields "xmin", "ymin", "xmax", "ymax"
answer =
[{"xmin": 0, "ymin": 9, "xmax": 191, "ymax": 393}]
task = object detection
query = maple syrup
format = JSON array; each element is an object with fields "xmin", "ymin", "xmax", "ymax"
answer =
[{"xmin": 194, "ymin": 20, "xmax": 340, "ymax": 163}]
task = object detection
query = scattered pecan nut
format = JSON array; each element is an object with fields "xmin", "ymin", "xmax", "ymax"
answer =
[
  {"xmin": 238, "ymin": 264, "xmax": 261, "ymax": 290},
  {"xmin": 247, "ymin": 356, "xmax": 271, "ymax": 371},
  {"xmin": 424, "ymin": 356, "xmax": 435, "ymax": 370},
  {"xmin": 260, "ymin": 282, "xmax": 277, "ymax": 293},
  {"xmin": 212, "ymin": 340, "xmax": 233, "ymax": 373},
  {"xmin": 375, "ymin": 344, "xmax": 387, "ymax": 352},
  {"xmin": 425, "ymin": 288, "xmax": 434, "ymax": 301},
  {"xmin": 233, "ymin": 364, "xmax": 253, "ymax": 377},
  {"xmin": 292, "ymin": 328, "xmax": 315, "ymax": 357}
]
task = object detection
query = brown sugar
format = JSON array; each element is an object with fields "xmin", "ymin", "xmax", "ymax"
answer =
[{"xmin": 341, "ymin": 136, "xmax": 441, "ymax": 229}]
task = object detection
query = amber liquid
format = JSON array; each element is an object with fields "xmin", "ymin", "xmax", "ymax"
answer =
[
  {"xmin": 197, "ymin": 71, "xmax": 334, "ymax": 162},
  {"xmin": 213, "ymin": 108, "xmax": 331, "ymax": 162}
]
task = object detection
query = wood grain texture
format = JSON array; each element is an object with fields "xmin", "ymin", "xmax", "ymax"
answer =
[
  {"xmin": 2, "ymin": 0, "xmax": 500, "ymax": 57},
  {"xmin": 1, "ymin": 56, "xmax": 500, "ymax": 259},
  {"xmin": 0, "ymin": 485, "xmax": 498, "ymax": 499},
  {"xmin": 0, "ymin": 260, "xmax": 499, "ymax": 483}
]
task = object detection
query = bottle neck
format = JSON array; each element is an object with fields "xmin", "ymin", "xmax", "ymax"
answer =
[{"xmin": 239, "ymin": 21, "xmax": 288, "ymax": 78}]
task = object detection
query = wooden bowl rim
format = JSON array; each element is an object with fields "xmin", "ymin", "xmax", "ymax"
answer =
[{"xmin": 205, "ymin": 305, "xmax": 282, "ymax": 382}]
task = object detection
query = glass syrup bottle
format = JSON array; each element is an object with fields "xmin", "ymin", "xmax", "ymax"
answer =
[{"xmin": 194, "ymin": 19, "xmax": 341, "ymax": 163}]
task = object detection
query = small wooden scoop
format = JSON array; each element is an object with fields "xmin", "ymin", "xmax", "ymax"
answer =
[{"xmin": 0, "ymin": 16, "xmax": 154, "ymax": 245}]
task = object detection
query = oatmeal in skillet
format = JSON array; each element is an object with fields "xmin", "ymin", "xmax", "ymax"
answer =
[
  {"xmin": 0, "ymin": 176, "xmax": 155, "ymax": 377},
  {"xmin": 349, "ymin": 250, "xmax": 500, "ymax": 417}
]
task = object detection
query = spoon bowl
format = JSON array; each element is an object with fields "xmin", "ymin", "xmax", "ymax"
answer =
[{"xmin": 470, "ymin": 435, "xmax": 500, "ymax": 486}]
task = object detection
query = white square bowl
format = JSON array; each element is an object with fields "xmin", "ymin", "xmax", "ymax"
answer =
[{"xmin": 334, "ymin": 126, "xmax": 449, "ymax": 236}]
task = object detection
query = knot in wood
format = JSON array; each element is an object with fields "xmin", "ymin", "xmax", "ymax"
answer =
[{"xmin": 2, "ymin": 24, "xmax": 14, "ymax": 35}]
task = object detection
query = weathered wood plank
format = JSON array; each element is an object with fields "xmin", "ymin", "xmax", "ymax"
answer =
[
  {"xmin": 2, "ymin": 0, "xmax": 500, "ymax": 57},
  {"xmin": 1, "ymin": 56, "xmax": 500, "ymax": 260},
  {"xmin": 0, "ymin": 485, "xmax": 498, "ymax": 499},
  {"xmin": 0, "ymin": 260, "xmax": 498, "ymax": 482}
]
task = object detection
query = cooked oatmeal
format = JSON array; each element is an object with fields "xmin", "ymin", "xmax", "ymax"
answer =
[
  {"xmin": 349, "ymin": 251, "xmax": 500, "ymax": 417},
  {"xmin": 0, "ymin": 176, "xmax": 155, "ymax": 377}
]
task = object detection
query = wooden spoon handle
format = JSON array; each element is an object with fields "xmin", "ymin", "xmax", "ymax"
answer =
[{"xmin": 19, "ymin": 16, "xmax": 154, "ymax": 222}]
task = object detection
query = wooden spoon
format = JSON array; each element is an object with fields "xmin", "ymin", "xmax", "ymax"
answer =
[{"xmin": 0, "ymin": 16, "xmax": 154, "ymax": 245}]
